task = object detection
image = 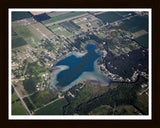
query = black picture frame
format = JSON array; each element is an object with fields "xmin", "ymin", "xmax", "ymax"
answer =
[{"xmin": 0, "ymin": 0, "xmax": 160, "ymax": 128}]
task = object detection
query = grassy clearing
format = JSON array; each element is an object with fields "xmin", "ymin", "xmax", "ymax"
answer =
[{"xmin": 34, "ymin": 98, "xmax": 68, "ymax": 115}]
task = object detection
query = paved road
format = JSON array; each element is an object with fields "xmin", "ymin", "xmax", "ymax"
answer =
[{"xmin": 12, "ymin": 85, "xmax": 32, "ymax": 115}]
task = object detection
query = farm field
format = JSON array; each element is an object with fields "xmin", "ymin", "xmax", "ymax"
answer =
[
  {"xmin": 123, "ymin": 15, "xmax": 148, "ymax": 33},
  {"xmin": 12, "ymin": 90, "xmax": 19, "ymax": 102},
  {"xmin": 47, "ymin": 11, "xmax": 71, "ymax": 17},
  {"xmin": 132, "ymin": 30, "xmax": 148, "ymax": 39},
  {"xmin": 42, "ymin": 12, "xmax": 87, "ymax": 25},
  {"xmin": 12, "ymin": 11, "xmax": 32, "ymax": 21},
  {"xmin": 48, "ymin": 24, "xmax": 61, "ymax": 30},
  {"xmin": 12, "ymin": 36, "xmax": 27, "ymax": 49},
  {"xmin": 134, "ymin": 34, "xmax": 148, "ymax": 49},
  {"xmin": 12, "ymin": 101, "xmax": 28, "ymax": 115},
  {"xmin": 54, "ymin": 29, "xmax": 72, "ymax": 37},
  {"xmin": 13, "ymin": 25, "xmax": 41, "ymax": 47},
  {"xmin": 34, "ymin": 98, "xmax": 68, "ymax": 115},
  {"xmin": 95, "ymin": 12, "xmax": 123, "ymax": 23},
  {"xmin": 33, "ymin": 13, "xmax": 51, "ymax": 22},
  {"xmin": 60, "ymin": 21, "xmax": 81, "ymax": 33}
]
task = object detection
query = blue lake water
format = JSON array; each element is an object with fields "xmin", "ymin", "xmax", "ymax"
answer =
[
  {"xmin": 50, "ymin": 44, "xmax": 110, "ymax": 91},
  {"xmin": 55, "ymin": 44, "xmax": 100, "ymax": 87}
]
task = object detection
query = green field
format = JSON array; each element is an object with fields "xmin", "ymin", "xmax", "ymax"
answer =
[
  {"xmin": 123, "ymin": 16, "xmax": 148, "ymax": 33},
  {"xmin": 47, "ymin": 12, "xmax": 71, "ymax": 17},
  {"xmin": 34, "ymin": 98, "xmax": 68, "ymax": 115},
  {"xmin": 12, "ymin": 91, "xmax": 19, "ymax": 102},
  {"xmin": 54, "ymin": 30, "xmax": 72, "ymax": 36},
  {"xmin": 134, "ymin": 34, "xmax": 148, "ymax": 49},
  {"xmin": 12, "ymin": 36, "xmax": 27, "ymax": 49},
  {"xmin": 48, "ymin": 24, "xmax": 61, "ymax": 30},
  {"xmin": 14, "ymin": 26, "xmax": 41, "ymax": 47},
  {"xmin": 30, "ymin": 88, "xmax": 58, "ymax": 108},
  {"xmin": 60, "ymin": 21, "xmax": 81, "ymax": 33},
  {"xmin": 42, "ymin": 12, "xmax": 86, "ymax": 25},
  {"xmin": 96, "ymin": 12, "xmax": 123, "ymax": 23},
  {"xmin": 12, "ymin": 101, "xmax": 28, "ymax": 115},
  {"xmin": 14, "ymin": 26, "xmax": 33, "ymax": 38}
]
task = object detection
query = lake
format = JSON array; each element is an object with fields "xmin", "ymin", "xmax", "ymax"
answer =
[{"xmin": 50, "ymin": 44, "xmax": 110, "ymax": 91}]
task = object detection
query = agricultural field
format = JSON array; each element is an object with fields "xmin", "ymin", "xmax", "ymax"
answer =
[
  {"xmin": 48, "ymin": 24, "xmax": 61, "ymax": 30},
  {"xmin": 54, "ymin": 30, "xmax": 72, "ymax": 37},
  {"xmin": 27, "ymin": 22, "xmax": 54, "ymax": 40},
  {"xmin": 95, "ymin": 12, "xmax": 123, "ymax": 23},
  {"xmin": 134, "ymin": 34, "xmax": 148, "ymax": 49},
  {"xmin": 49, "ymin": 24, "xmax": 72, "ymax": 37},
  {"xmin": 116, "ymin": 12, "xmax": 136, "ymax": 17},
  {"xmin": 60, "ymin": 21, "xmax": 81, "ymax": 33},
  {"xmin": 12, "ymin": 30, "xmax": 28, "ymax": 49},
  {"xmin": 33, "ymin": 13, "xmax": 51, "ymax": 22},
  {"xmin": 123, "ymin": 15, "xmax": 148, "ymax": 33},
  {"xmin": 13, "ymin": 25, "xmax": 40, "ymax": 47},
  {"xmin": 12, "ymin": 89, "xmax": 19, "ymax": 103},
  {"xmin": 12, "ymin": 11, "xmax": 32, "ymax": 21},
  {"xmin": 29, "ymin": 88, "xmax": 58, "ymax": 108},
  {"xmin": 42, "ymin": 12, "xmax": 87, "ymax": 25},
  {"xmin": 12, "ymin": 101, "xmax": 28, "ymax": 115},
  {"xmin": 34, "ymin": 98, "xmax": 68, "ymax": 115},
  {"xmin": 47, "ymin": 11, "xmax": 71, "ymax": 17},
  {"xmin": 12, "ymin": 88, "xmax": 28, "ymax": 115},
  {"xmin": 132, "ymin": 30, "xmax": 148, "ymax": 39},
  {"xmin": 89, "ymin": 105, "xmax": 140, "ymax": 115}
]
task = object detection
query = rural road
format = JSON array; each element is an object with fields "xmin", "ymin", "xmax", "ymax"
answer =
[{"xmin": 12, "ymin": 84, "xmax": 32, "ymax": 115}]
